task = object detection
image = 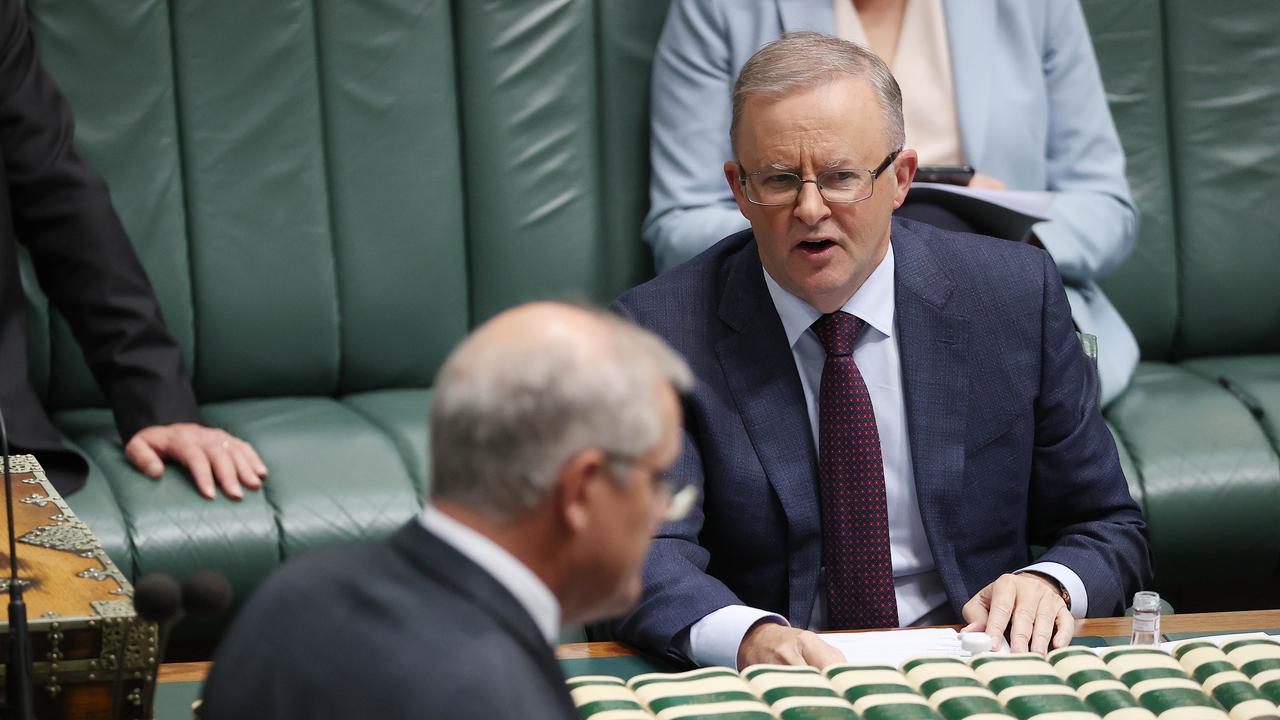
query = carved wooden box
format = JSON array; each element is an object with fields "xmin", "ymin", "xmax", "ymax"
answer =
[{"xmin": 1, "ymin": 454, "xmax": 157, "ymax": 720}]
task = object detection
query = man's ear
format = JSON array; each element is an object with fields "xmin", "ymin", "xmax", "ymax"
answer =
[
  {"xmin": 555, "ymin": 448, "xmax": 607, "ymax": 534},
  {"xmin": 724, "ymin": 160, "xmax": 751, "ymax": 217},
  {"xmin": 890, "ymin": 148, "xmax": 919, "ymax": 209}
]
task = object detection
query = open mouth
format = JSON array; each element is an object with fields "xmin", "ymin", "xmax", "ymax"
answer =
[{"xmin": 797, "ymin": 239, "xmax": 837, "ymax": 255}]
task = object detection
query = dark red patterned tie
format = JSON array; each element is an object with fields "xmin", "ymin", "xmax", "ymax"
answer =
[{"xmin": 812, "ymin": 311, "xmax": 898, "ymax": 630}]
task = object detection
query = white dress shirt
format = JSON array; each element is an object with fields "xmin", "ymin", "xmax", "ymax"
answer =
[
  {"xmin": 685, "ymin": 245, "xmax": 1087, "ymax": 668},
  {"xmin": 418, "ymin": 504, "xmax": 561, "ymax": 645}
]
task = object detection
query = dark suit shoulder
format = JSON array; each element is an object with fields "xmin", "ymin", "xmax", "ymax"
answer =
[
  {"xmin": 202, "ymin": 530, "xmax": 569, "ymax": 719},
  {"xmin": 893, "ymin": 217, "xmax": 1053, "ymax": 317},
  {"xmin": 616, "ymin": 230, "xmax": 752, "ymax": 320},
  {"xmin": 614, "ymin": 229, "xmax": 753, "ymax": 353}
]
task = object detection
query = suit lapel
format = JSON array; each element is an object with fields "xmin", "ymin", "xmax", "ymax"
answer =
[
  {"xmin": 891, "ymin": 221, "xmax": 972, "ymax": 617},
  {"xmin": 942, "ymin": 0, "xmax": 995, "ymax": 166},
  {"xmin": 389, "ymin": 522, "xmax": 575, "ymax": 713},
  {"xmin": 776, "ymin": 0, "xmax": 835, "ymax": 32},
  {"xmin": 714, "ymin": 242, "xmax": 822, "ymax": 625}
]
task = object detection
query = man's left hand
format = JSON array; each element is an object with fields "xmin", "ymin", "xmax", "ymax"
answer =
[
  {"xmin": 960, "ymin": 572, "xmax": 1074, "ymax": 654},
  {"xmin": 125, "ymin": 423, "xmax": 267, "ymax": 501}
]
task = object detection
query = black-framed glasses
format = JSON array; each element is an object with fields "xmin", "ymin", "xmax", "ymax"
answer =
[
  {"xmin": 739, "ymin": 148, "xmax": 902, "ymax": 206},
  {"xmin": 603, "ymin": 451, "xmax": 697, "ymax": 522}
]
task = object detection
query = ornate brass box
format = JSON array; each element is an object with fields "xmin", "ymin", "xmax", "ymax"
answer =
[{"xmin": 1, "ymin": 454, "xmax": 157, "ymax": 720}]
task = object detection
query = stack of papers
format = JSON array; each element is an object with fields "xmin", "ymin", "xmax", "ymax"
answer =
[{"xmin": 823, "ymin": 628, "xmax": 1009, "ymax": 665}]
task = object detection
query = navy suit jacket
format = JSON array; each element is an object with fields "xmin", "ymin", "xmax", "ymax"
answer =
[
  {"xmin": 612, "ymin": 218, "xmax": 1150, "ymax": 661},
  {"xmin": 201, "ymin": 521, "xmax": 577, "ymax": 720}
]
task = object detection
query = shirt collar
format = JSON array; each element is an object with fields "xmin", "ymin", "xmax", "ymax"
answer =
[
  {"xmin": 763, "ymin": 243, "xmax": 896, "ymax": 347},
  {"xmin": 417, "ymin": 504, "xmax": 561, "ymax": 645}
]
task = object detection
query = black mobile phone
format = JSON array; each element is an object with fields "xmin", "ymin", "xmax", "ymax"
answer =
[{"xmin": 915, "ymin": 164, "xmax": 976, "ymax": 186}]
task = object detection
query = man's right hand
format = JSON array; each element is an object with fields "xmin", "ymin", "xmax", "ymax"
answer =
[
  {"xmin": 125, "ymin": 423, "xmax": 267, "ymax": 500},
  {"xmin": 736, "ymin": 622, "xmax": 844, "ymax": 670}
]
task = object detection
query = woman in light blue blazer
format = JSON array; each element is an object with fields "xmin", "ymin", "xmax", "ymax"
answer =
[{"xmin": 644, "ymin": 0, "xmax": 1139, "ymax": 405}]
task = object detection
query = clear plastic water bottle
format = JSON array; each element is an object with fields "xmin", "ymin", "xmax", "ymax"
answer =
[{"xmin": 1130, "ymin": 591, "xmax": 1161, "ymax": 645}]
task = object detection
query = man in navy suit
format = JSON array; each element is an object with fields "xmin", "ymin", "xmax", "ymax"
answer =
[{"xmin": 613, "ymin": 33, "xmax": 1149, "ymax": 669}]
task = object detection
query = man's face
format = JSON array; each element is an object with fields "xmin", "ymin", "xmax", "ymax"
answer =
[
  {"xmin": 725, "ymin": 77, "xmax": 917, "ymax": 313},
  {"xmin": 577, "ymin": 385, "xmax": 683, "ymax": 623}
]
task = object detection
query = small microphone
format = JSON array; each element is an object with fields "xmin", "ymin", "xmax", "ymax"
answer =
[
  {"xmin": 133, "ymin": 570, "xmax": 233, "ymax": 658},
  {"xmin": 180, "ymin": 571, "xmax": 232, "ymax": 619},
  {"xmin": 132, "ymin": 574, "xmax": 182, "ymax": 624},
  {"xmin": 1, "ymin": 406, "xmax": 37, "ymax": 720},
  {"xmin": 133, "ymin": 570, "xmax": 231, "ymax": 720}
]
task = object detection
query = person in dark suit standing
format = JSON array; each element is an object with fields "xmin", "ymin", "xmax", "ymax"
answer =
[
  {"xmin": 0, "ymin": 1, "xmax": 264, "ymax": 499},
  {"xmin": 200, "ymin": 302, "xmax": 693, "ymax": 720},
  {"xmin": 612, "ymin": 33, "xmax": 1150, "ymax": 669}
]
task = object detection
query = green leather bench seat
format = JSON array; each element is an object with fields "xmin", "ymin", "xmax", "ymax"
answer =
[
  {"xmin": 1183, "ymin": 357, "xmax": 1280, "ymax": 453},
  {"xmin": 18, "ymin": 0, "xmax": 1280, "ymax": 656},
  {"xmin": 58, "ymin": 394, "xmax": 428, "ymax": 656},
  {"xmin": 23, "ymin": 0, "xmax": 464, "ymax": 623},
  {"xmin": 1107, "ymin": 363, "xmax": 1280, "ymax": 607},
  {"xmin": 1084, "ymin": 0, "xmax": 1280, "ymax": 610},
  {"xmin": 58, "ymin": 395, "xmax": 425, "ymax": 589}
]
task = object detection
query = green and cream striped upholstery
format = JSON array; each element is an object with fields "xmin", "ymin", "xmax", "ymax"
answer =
[
  {"xmin": 1047, "ymin": 647, "xmax": 1155, "ymax": 720},
  {"xmin": 970, "ymin": 653, "xmax": 1097, "ymax": 719},
  {"xmin": 1100, "ymin": 646, "xmax": 1230, "ymax": 719},
  {"xmin": 903, "ymin": 657, "xmax": 1012, "ymax": 720},
  {"xmin": 1222, "ymin": 639, "xmax": 1280, "ymax": 706},
  {"xmin": 569, "ymin": 640, "xmax": 1280, "ymax": 719},
  {"xmin": 826, "ymin": 663, "xmax": 942, "ymax": 720},
  {"xmin": 569, "ymin": 676, "xmax": 653, "ymax": 720},
  {"xmin": 628, "ymin": 667, "xmax": 773, "ymax": 719},
  {"xmin": 741, "ymin": 665, "xmax": 857, "ymax": 719},
  {"xmin": 1172, "ymin": 641, "xmax": 1280, "ymax": 720}
]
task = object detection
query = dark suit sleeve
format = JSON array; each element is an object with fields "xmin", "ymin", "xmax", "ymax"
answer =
[
  {"xmin": 609, "ymin": 300, "xmax": 749, "ymax": 663},
  {"xmin": 0, "ymin": 4, "xmax": 198, "ymax": 442},
  {"xmin": 1026, "ymin": 250, "xmax": 1151, "ymax": 615}
]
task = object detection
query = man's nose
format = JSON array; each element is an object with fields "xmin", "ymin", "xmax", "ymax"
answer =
[{"xmin": 793, "ymin": 181, "xmax": 831, "ymax": 227}]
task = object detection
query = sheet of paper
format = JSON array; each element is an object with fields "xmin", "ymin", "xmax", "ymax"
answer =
[
  {"xmin": 1158, "ymin": 631, "xmax": 1272, "ymax": 654},
  {"xmin": 822, "ymin": 628, "xmax": 1009, "ymax": 666}
]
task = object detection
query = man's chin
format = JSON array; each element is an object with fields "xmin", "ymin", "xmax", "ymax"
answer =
[{"xmin": 790, "ymin": 274, "xmax": 858, "ymax": 311}]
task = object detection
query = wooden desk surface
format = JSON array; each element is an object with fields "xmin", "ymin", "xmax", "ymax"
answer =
[
  {"xmin": 157, "ymin": 609, "xmax": 1280, "ymax": 683},
  {"xmin": 553, "ymin": 610, "xmax": 1280, "ymax": 659}
]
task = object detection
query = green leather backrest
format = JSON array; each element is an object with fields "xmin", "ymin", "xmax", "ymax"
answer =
[
  {"xmin": 454, "ymin": 0, "xmax": 667, "ymax": 321},
  {"xmin": 21, "ymin": 0, "xmax": 1279, "ymax": 409},
  {"xmin": 595, "ymin": 2, "xmax": 670, "ymax": 293},
  {"xmin": 25, "ymin": 0, "xmax": 468, "ymax": 408},
  {"xmin": 1161, "ymin": 0, "xmax": 1280, "ymax": 357},
  {"xmin": 1088, "ymin": 0, "xmax": 1280, "ymax": 360},
  {"xmin": 454, "ymin": 0, "xmax": 604, "ymax": 321}
]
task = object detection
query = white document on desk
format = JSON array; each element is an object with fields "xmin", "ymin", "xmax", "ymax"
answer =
[
  {"xmin": 1158, "ymin": 631, "xmax": 1272, "ymax": 654},
  {"xmin": 823, "ymin": 628, "xmax": 1009, "ymax": 665}
]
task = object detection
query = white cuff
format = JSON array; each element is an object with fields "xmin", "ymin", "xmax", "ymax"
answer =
[
  {"xmin": 688, "ymin": 605, "xmax": 789, "ymax": 669},
  {"xmin": 1020, "ymin": 561, "xmax": 1088, "ymax": 619}
]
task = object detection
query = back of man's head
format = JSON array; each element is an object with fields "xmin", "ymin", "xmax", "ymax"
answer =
[
  {"xmin": 730, "ymin": 31, "xmax": 905, "ymax": 157},
  {"xmin": 428, "ymin": 302, "xmax": 692, "ymax": 521}
]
